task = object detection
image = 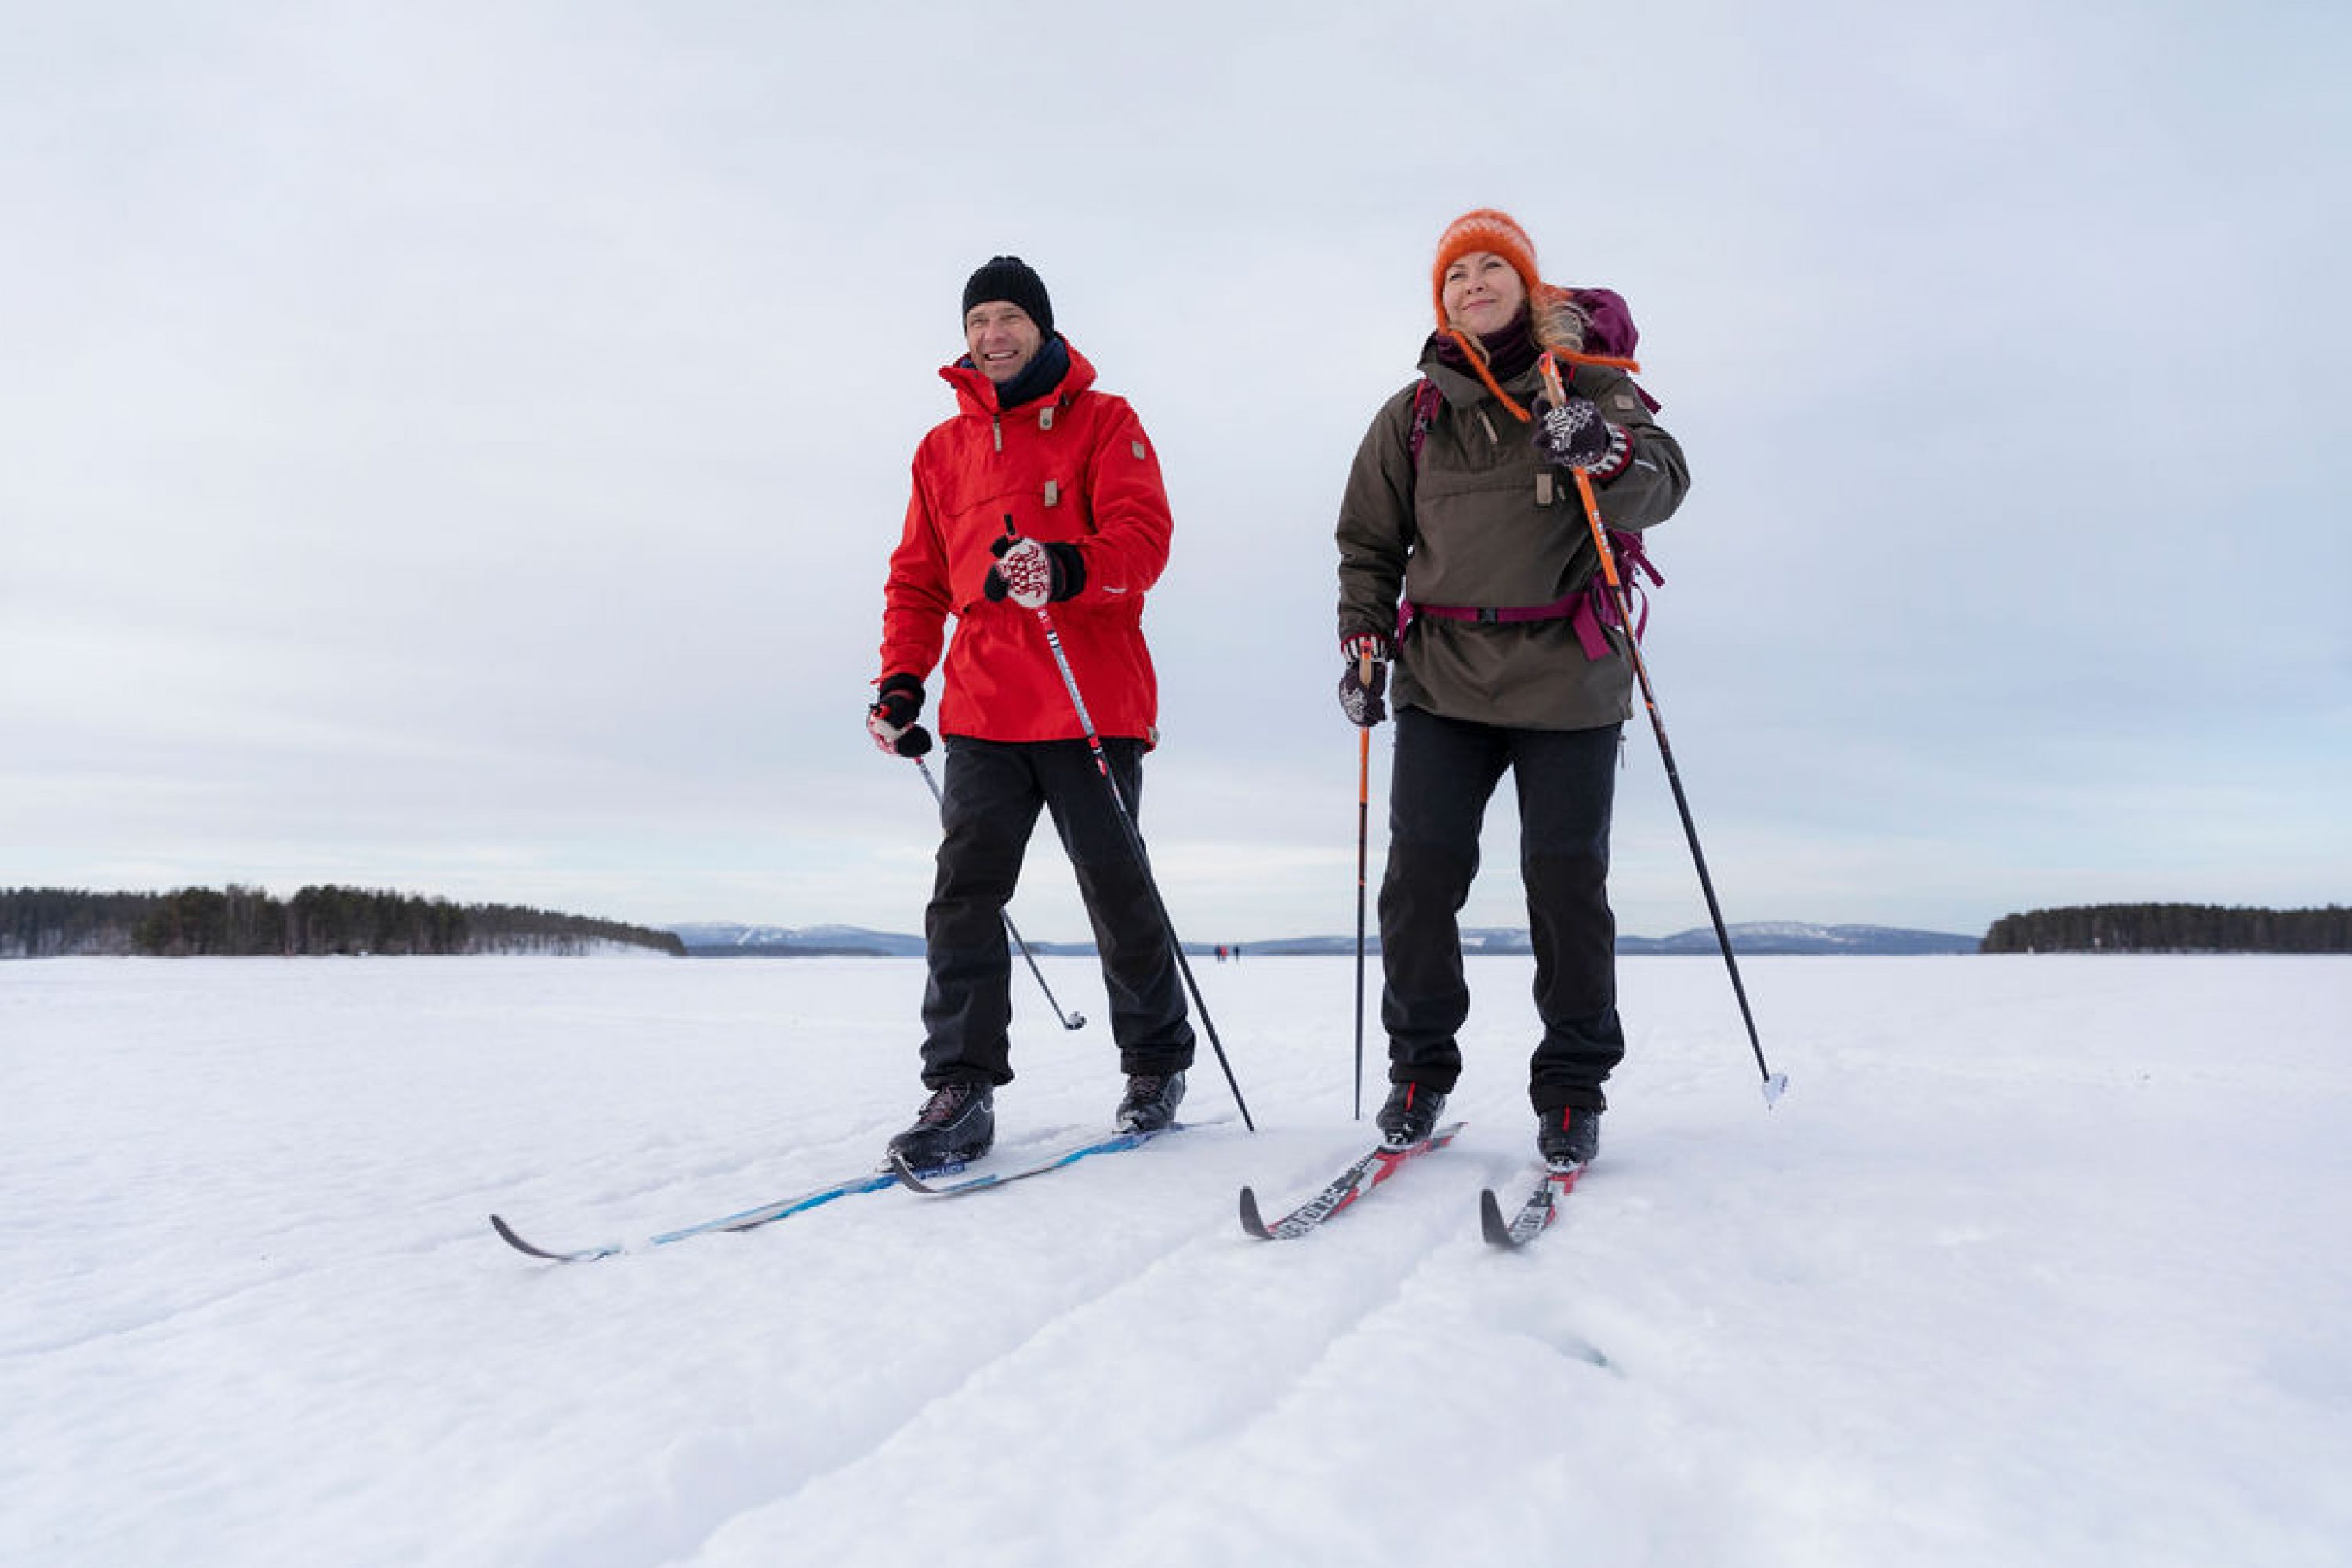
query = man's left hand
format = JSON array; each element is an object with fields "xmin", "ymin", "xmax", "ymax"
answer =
[{"xmin": 985, "ymin": 535, "xmax": 1085, "ymax": 608}]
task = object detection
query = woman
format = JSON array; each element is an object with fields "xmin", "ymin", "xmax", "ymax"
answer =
[{"xmin": 1334, "ymin": 209, "xmax": 1690, "ymax": 1168}]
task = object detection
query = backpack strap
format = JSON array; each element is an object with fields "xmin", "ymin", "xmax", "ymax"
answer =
[{"xmin": 1408, "ymin": 377, "xmax": 1443, "ymax": 469}]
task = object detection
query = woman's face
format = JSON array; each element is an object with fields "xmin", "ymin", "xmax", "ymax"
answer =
[{"xmin": 1440, "ymin": 251, "xmax": 1527, "ymax": 337}]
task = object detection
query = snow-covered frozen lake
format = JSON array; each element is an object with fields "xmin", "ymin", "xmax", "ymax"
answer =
[{"xmin": 5, "ymin": 953, "xmax": 2349, "ymax": 1567}]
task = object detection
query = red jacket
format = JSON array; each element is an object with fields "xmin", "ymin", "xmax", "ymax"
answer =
[{"xmin": 879, "ymin": 341, "xmax": 1173, "ymax": 743}]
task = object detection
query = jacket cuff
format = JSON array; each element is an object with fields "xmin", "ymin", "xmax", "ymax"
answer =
[
  {"xmin": 1588, "ymin": 424, "xmax": 1635, "ymax": 483},
  {"xmin": 1045, "ymin": 542, "xmax": 1088, "ymax": 601}
]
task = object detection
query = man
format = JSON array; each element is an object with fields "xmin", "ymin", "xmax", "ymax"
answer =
[{"xmin": 867, "ymin": 256, "xmax": 1195, "ymax": 1170}]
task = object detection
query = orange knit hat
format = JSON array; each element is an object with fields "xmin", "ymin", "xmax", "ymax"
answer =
[{"xmin": 1430, "ymin": 207, "xmax": 1541, "ymax": 331}]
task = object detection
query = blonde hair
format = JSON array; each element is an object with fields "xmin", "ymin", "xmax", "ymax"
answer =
[{"xmin": 1531, "ymin": 284, "xmax": 1589, "ymax": 356}]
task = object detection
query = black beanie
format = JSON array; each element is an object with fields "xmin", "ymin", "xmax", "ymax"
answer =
[{"xmin": 962, "ymin": 255, "xmax": 1054, "ymax": 336}]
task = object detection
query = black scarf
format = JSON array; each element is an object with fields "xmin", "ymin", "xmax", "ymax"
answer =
[{"xmin": 986, "ymin": 335, "xmax": 1071, "ymax": 412}]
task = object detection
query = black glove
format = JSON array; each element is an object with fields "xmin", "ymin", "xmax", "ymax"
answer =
[
  {"xmin": 984, "ymin": 535, "xmax": 1087, "ymax": 607},
  {"xmin": 1532, "ymin": 395, "xmax": 1630, "ymax": 476},
  {"xmin": 1337, "ymin": 636, "xmax": 1390, "ymax": 728},
  {"xmin": 866, "ymin": 674, "xmax": 932, "ymax": 757}
]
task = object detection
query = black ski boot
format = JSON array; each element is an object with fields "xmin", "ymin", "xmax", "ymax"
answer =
[
  {"xmin": 1374, "ymin": 1082, "xmax": 1447, "ymax": 1148},
  {"xmin": 886, "ymin": 1082, "xmax": 994, "ymax": 1171},
  {"xmin": 1536, "ymin": 1105, "xmax": 1600, "ymax": 1169},
  {"xmin": 1115, "ymin": 1071, "xmax": 1186, "ymax": 1133}
]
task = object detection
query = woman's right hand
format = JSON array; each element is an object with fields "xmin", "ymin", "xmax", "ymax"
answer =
[{"xmin": 1337, "ymin": 635, "xmax": 1391, "ymax": 728}]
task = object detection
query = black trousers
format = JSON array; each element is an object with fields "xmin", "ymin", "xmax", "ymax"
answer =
[
  {"xmin": 920, "ymin": 736, "xmax": 1196, "ymax": 1088},
  {"xmin": 1379, "ymin": 707, "xmax": 1625, "ymax": 1114}
]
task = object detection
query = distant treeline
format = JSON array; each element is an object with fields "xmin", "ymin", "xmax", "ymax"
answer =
[
  {"xmin": 1, "ymin": 886, "xmax": 685, "ymax": 959},
  {"xmin": 1982, "ymin": 903, "xmax": 2350, "ymax": 954}
]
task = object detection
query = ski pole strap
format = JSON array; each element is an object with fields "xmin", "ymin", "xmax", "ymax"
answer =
[
  {"xmin": 1400, "ymin": 528, "xmax": 1660, "ymax": 661},
  {"xmin": 1602, "ymin": 524, "xmax": 1664, "ymax": 641}
]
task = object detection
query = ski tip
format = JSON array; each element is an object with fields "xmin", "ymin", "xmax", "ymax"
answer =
[
  {"xmin": 1478, "ymin": 1189, "xmax": 1514, "ymax": 1248},
  {"xmin": 489, "ymin": 1214, "xmax": 574, "ymax": 1262},
  {"xmin": 1237, "ymin": 1185, "xmax": 1273, "ymax": 1240}
]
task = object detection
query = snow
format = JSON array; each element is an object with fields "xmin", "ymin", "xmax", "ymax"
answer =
[{"xmin": 6, "ymin": 953, "xmax": 2350, "ymax": 1567}]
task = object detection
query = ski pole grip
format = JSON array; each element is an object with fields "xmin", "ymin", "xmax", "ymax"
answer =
[
  {"xmin": 1537, "ymin": 354, "xmax": 1569, "ymax": 408},
  {"xmin": 1540, "ymin": 354, "xmax": 1628, "ymax": 595}
]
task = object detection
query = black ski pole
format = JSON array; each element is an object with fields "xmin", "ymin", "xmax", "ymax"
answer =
[
  {"xmin": 1006, "ymin": 523, "xmax": 1255, "ymax": 1131},
  {"xmin": 911, "ymin": 751, "xmax": 1086, "ymax": 1030},
  {"xmin": 1352, "ymin": 647, "xmax": 1374, "ymax": 1121},
  {"xmin": 1541, "ymin": 356, "xmax": 1788, "ymax": 1107}
]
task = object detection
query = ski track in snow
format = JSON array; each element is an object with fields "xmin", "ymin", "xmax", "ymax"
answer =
[
  {"xmin": 678, "ymin": 1143, "xmax": 1537, "ymax": 1568},
  {"xmin": 7, "ymin": 955, "xmax": 2351, "ymax": 1568}
]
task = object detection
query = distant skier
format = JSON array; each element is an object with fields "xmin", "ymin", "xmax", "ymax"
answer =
[
  {"xmin": 1334, "ymin": 209, "xmax": 1690, "ymax": 1168},
  {"xmin": 866, "ymin": 256, "xmax": 1195, "ymax": 1169}
]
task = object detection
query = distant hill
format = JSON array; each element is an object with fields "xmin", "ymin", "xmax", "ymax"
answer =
[
  {"xmin": 1620, "ymin": 921, "xmax": 1983, "ymax": 956},
  {"xmin": 669, "ymin": 920, "xmax": 1982, "ymax": 958},
  {"xmin": 1236, "ymin": 927, "xmax": 1537, "ymax": 956},
  {"xmin": 669, "ymin": 923, "xmax": 932, "ymax": 957}
]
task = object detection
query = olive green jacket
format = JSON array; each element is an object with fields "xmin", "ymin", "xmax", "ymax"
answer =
[{"xmin": 1334, "ymin": 343, "xmax": 1691, "ymax": 731}]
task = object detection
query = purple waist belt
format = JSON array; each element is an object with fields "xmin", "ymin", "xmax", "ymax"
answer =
[{"xmin": 1399, "ymin": 529, "xmax": 1662, "ymax": 661}]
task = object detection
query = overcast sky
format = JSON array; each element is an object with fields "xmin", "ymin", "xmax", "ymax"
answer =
[{"xmin": 5, "ymin": 1, "xmax": 2347, "ymax": 943}]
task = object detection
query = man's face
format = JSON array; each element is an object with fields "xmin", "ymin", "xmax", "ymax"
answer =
[{"xmin": 964, "ymin": 303, "xmax": 1044, "ymax": 386}]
